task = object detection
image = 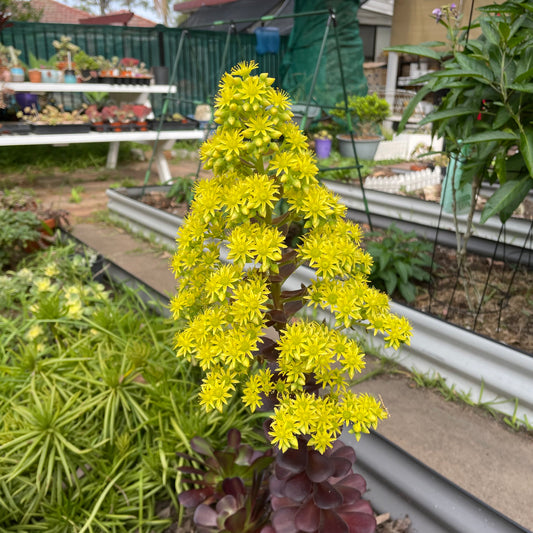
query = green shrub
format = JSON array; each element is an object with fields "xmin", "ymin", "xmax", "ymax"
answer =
[
  {"xmin": 0, "ymin": 209, "xmax": 41, "ymax": 270},
  {"xmin": 366, "ymin": 224, "xmax": 434, "ymax": 302},
  {"xmin": 0, "ymin": 244, "xmax": 264, "ymax": 531},
  {"xmin": 166, "ymin": 175, "xmax": 195, "ymax": 206}
]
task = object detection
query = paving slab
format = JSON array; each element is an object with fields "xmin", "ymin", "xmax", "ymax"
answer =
[{"xmin": 70, "ymin": 221, "xmax": 533, "ymax": 531}]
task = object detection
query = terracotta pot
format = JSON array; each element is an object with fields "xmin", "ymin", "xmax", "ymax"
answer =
[
  {"xmin": 0, "ymin": 66, "xmax": 12, "ymax": 82},
  {"xmin": 137, "ymin": 120, "xmax": 148, "ymax": 131},
  {"xmin": 28, "ymin": 69, "xmax": 42, "ymax": 83},
  {"xmin": 24, "ymin": 218, "xmax": 57, "ymax": 253}
]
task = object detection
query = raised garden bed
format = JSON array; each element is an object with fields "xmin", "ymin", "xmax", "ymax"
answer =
[{"xmin": 106, "ymin": 185, "xmax": 533, "ymax": 420}]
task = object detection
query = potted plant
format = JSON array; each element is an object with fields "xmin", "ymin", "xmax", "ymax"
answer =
[
  {"xmin": 84, "ymin": 103, "xmax": 105, "ymax": 131},
  {"xmin": 28, "ymin": 53, "xmax": 61, "ymax": 83},
  {"xmin": 73, "ymin": 50, "xmax": 99, "ymax": 83},
  {"xmin": 118, "ymin": 57, "xmax": 139, "ymax": 84},
  {"xmin": 313, "ymin": 129, "xmax": 333, "ymax": 159},
  {"xmin": 52, "ymin": 35, "xmax": 79, "ymax": 72},
  {"xmin": 332, "ymin": 92, "xmax": 390, "ymax": 160},
  {"xmin": 148, "ymin": 111, "xmax": 199, "ymax": 131},
  {"xmin": 131, "ymin": 104, "xmax": 151, "ymax": 130}
]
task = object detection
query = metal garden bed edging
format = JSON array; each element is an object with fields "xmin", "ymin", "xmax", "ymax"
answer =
[
  {"xmin": 107, "ymin": 186, "xmax": 182, "ymax": 247},
  {"xmin": 324, "ymin": 180, "xmax": 533, "ymax": 265},
  {"xmin": 71, "ymin": 224, "xmax": 528, "ymax": 533},
  {"xmin": 106, "ymin": 186, "xmax": 533, "ymax": 422},
  {"xmin": 348, "ymin": 430, "xmax": 529, "ymax": 533}
]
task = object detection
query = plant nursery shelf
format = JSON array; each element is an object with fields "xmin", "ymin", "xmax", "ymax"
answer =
[
  {"xmin": 3, "ymin": 82, "xmax": 200, "ymax": 181},
  {"xmin": 4, "ymin": 82, "xmax": 177, "ymax": 94}
]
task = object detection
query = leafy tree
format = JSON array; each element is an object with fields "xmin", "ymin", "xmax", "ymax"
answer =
[{"xmin": 0, "ymin": 0, "xmax": 42, "ymax": 22}]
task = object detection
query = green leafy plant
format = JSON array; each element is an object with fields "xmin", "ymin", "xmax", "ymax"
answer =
[
  {"xmin": 69, "ymin": 185, "xmax": 84, "ymax": 203},
  {"xmin": 73, "ymin": 50, "xmax": 99, "ymax": 72},
  {"xmin": 166, "ymin": 176, "xmax": 195, "ymax": 206},
  {"xmin": 0, "ymin": 209, "xmax": 40, "ymax": 269},
  {"xmin": 388, "ymin": 0, "xmax": 533, "ymax": 268},
  {"xmin": 0, "ymin": 244, "xmax": 262, "ymax": 530},
  {"xmin": 365, "ymin": 224, "xmax": 434, "ymax": 302},
  {"xmin": 331, "ymin": 93, "xmax": 390, "ymax": 138}
]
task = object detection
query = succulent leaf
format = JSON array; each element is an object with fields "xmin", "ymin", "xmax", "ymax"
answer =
[
  {"xmin": 271, "ymin": 506, "xmax": 300, "ymax": 533},
  {"xmin": 294, "ymin": 498, "xmax": 320, "ymax": 532},
  {"xmin": 313, "ymin": 481, "xmax": 343, "ymax": 509},
  {"xmin": 320, "ymin": 509, "xmax": 349, "ymax": 533},
  {"xmin": 178, "ymin": 487, "xmax": 215, "ymax": 508},
  {"xmin": 191, "ymin": 436, "xmax": 215, "ymax": 457},
  {"xmin": 306, "ymin": 450, "xmax": 335, "ymax": 483},
  {"xmin": 194, "ymin": 503, "xmax": 219, "ymax": 527},
  {"xmin": 338, "ymin": 511, "xmax": 376, "ymax": 533},
  {"xmin": 283, "ymin": 471, "xmax": 313, "ymax": 502}
]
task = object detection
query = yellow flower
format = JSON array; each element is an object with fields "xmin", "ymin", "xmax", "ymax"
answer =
[
  {"xmin": 226, "ymin": 223, "xmax": 256, "ymax": 266},
  {"xmin": 249, "ymin": 225, "xmax": 286, "ymax": 272},
  {"xmin": 26, "ymin": 324, "xmax": 44, "ymax": 341},
  {"xmin": 242, "ymin": 174, "xmax": 279, "ymax": 218},
  {"xmin": 34, "ymin": 277, "xmax": 52, "ymax": 292},
  {"xmin": 269, "ymin": 406, "xmax": 299, "ymax": 452},
  {"xmin": 231, "ymin": 60, "xmax": 258, "ymax": 78},
  {"xmin": 44, "ymin": 264, "xmax": 60, "ymax": 277},
  {"xmin": 169, "ymin": 64, "xmax": 411, "ymax": 453}
]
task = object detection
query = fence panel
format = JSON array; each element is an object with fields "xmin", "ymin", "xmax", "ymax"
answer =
[{"xmin": 1, "ymin": 22, "xmax": 288, "ymax": 116}]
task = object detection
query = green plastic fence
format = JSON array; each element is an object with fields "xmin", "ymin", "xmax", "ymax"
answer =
[{"xmin": 0, "ymin": 22, "xmax": 288, "ymax": 116}]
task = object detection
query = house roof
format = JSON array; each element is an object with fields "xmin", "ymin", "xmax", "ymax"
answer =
[
  {"xmin": 31, "ymin": 0, "xmax": 89, "ymax": 25},
  {"xmin": 30, "ymin": 0, "xmax": 157, "ymax": 27},
  {"xmin": 80, "ymin": 10, "xmax": 157, "ymax": 27},
  {"xmin": 175, "ymin": 0, "xmax": 392, "ymax": 32}
]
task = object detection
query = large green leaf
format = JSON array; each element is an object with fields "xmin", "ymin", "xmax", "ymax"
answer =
[
  {"xmin": 397, "ymin": 85, "xmax": 432, "ymax": 132},
  {"xmin": 480, "ymin": 18, "xmax": 501, "ymax": 46},
  {"xmin": 455, "ymin": 53, "xmax": 494, "ymax": 82},
  {"xmin": 418, "ymin": 107, "xmax": 474, "ymax": 126},
  {"xmin": 480, "ymin": 176, "xmax": 533, "ymax": 223},
  {"xmin": 385, "ymin": 44, "xmax": 444, "ymax": 61},
  {"xmin": 514, "ymin": 67, "xmax": 533, "ymax": 84},
  {"xmin": 509, "ymin": 83, "xmax": 533, "ymax": 93},
  {"xmin": 461, "ymin": 131, "xmax": 518, "ymax": 144},
  {"xmin": 520, "ymin": 127, "xmax": 533, "ymax": 175}
]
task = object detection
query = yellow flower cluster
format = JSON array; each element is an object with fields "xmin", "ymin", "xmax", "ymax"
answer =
[{"xmin": 171, "ymin": 61, "xmax": 412, "ymax": 453}]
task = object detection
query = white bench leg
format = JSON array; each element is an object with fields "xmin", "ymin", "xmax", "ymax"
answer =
[
  {"xmin": 153, "ymin": 140, "xmax": 175, "ymax": 183},
  {"xmin": 107, "ymin": 141, "xmax": 120, "ymax": 169}
]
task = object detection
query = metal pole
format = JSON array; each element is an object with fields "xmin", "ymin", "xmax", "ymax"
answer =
[
  {"xmin": 332, "ymin": 9, "xmax": 373, "ymax": 230},
  {"xmin": 143, "ymin": 29, "xmax": 189, "ymax": 190}
]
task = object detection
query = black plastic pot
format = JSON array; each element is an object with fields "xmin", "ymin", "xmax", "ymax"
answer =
[
  {"xmin": 0, "ymin": 122, "xmax": 31, "ymax": 135},
  {"xmin": 151, "ymin": 66, "xmax": 169, "ymax": 85}
]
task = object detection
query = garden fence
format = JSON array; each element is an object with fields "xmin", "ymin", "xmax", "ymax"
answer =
[{"xmin": 0, "ymin": 22, "xmax": 288, "ymax": 116}]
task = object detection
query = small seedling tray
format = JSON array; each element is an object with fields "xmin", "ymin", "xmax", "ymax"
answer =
[{"xmin": 148, "ymin": 117, "xmax": 200, "ymax": 131}]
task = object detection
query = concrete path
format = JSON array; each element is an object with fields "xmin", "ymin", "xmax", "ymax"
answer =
[{"xmin": 71, "ymin": 222, "xmax": 533, "ymax": 531}]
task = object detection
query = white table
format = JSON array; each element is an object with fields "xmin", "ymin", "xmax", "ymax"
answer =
[{"xmin": 2, "ymin": 82, "xmax": 205, "ymax": 182}]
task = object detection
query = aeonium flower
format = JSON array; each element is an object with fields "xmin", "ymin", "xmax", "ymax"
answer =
[{"xmin": 171, "ymin": 61, "xmax": 412, "ymax": 453}]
